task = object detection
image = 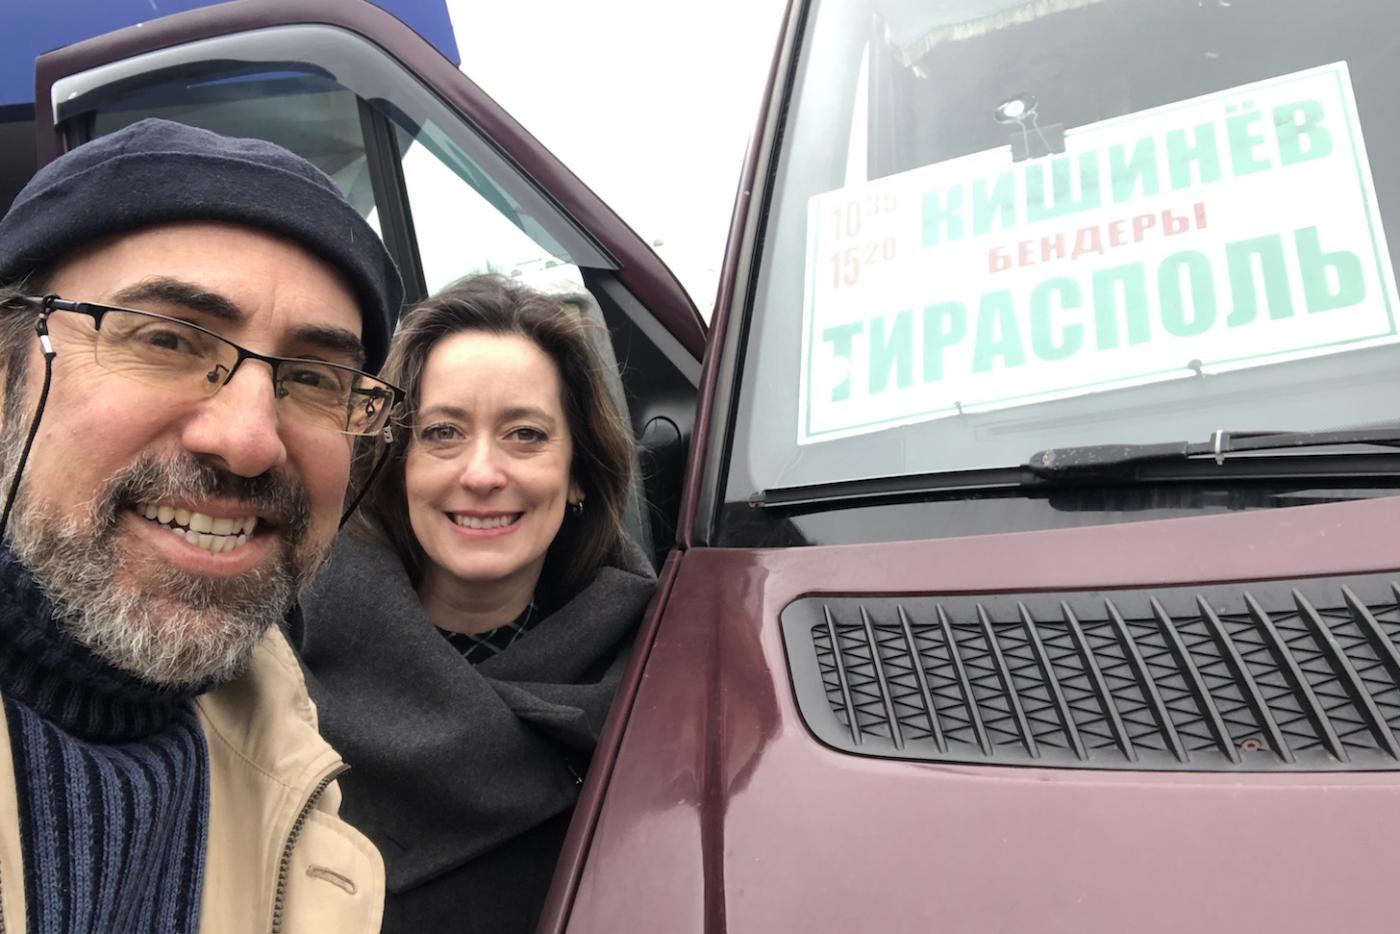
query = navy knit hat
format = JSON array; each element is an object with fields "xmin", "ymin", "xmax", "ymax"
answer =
[{"xmin": 0, "ymin": 118, "xmax": 402, "ymax": 371}]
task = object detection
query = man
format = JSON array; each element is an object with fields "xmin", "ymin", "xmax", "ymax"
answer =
[{"xmin": 0, "ymin": 118, "xmax": 402, "ymax": 933}]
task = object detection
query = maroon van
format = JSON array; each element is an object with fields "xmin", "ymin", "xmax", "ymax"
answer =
[{"xmin": 25, "ymin": 0, "xmax": 1400, "ymax": 930}]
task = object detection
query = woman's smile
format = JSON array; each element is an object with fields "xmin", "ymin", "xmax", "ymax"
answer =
[{"xmin": 446, "ymin": 511, "xmax": 524, "ymax": 534}]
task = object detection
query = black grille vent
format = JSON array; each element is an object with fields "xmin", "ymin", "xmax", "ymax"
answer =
[{"xmin": 783, "ymin": 574, "xmax": 1400, "ymax": 770}]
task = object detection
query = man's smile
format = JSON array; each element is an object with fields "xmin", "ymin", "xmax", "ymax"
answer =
[
  {"xmin": 134, "ymin": 503, "xmax": 260, "ymax": 554},
  {"xmin": 135, "ymin": 503, "xmax": 260, "ymax": 553}
]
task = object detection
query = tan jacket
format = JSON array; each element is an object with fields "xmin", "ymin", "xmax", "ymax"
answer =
[{"xmin": 0, "ymin": 628, "xmax": 385, "ymax": 934}]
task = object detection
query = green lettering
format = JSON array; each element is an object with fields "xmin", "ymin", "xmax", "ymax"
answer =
[
  {"xmin": 1226, "ymin": 104, "xmax": 1270, "ymax": 176},
  {"xmin": 1225, "ymin": 234, "xmax": 1292, "ymax": 325},
  {"xmin": 822, "ymin": 322, "xmax": 863, "ymax": 401},
  {"xmin": 921, "ymin": 302, "xmax": 967, "ymax": 383},
  {"xmin": 1029, "ymin": 278, "xmax": 1084, "ymax": 361},
  {"xmin": 922, "ymin": 186, "xmax": 965, "ymax": 246},
  {"xmin": 1026, "ymin": 153, "xmax": 1102, "ymax": 222},
  {"xmin": 972, "ymin": 291, "xmax": 1026, "ymax": 373},
  {"xmin": 1109, "ymin": 137, "xmax": 1160, "ymax": 202},
  {"xmin": 1166, "ymin": 123, "xmax": 1222, "ymax": 189},
  {"xmin": 971, "ymin": 173, "xmax": 1017, "ymax": 236},
  {"xmin": 1158, "ymin": 251, "xmax": 1217, "ymax": 337},
  {"xmin": 1092, "ymin": 263, "xmax": 1151, "ymax": 349},
  {"xmin": 1275, "ymin": 100, "xmax": 1333, "ymax": 166},
  {"xmin": 869, "ymin": 311, "xmax": 914, "ymax": 393},
  {"xmin": 1295, "ymin": 226, "xmax": 1365, "ymax": 312}
]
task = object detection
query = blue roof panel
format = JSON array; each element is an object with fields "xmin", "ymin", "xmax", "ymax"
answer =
[{"xmin": 1, "ymin": 0, "xmax": 459, "ymax": 109}]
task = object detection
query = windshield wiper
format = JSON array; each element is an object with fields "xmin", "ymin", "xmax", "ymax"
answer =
[
  {"xmin": 752, "ymin": 465, "xmax": 1034, "ymax": 510},
  {"xmin": 1028, "ymin": 424, "xmax": 1400, "ymax": 478},
  {"xmin": 751, "ymin": 425, "xmax": 1400, "ymax": 512}
]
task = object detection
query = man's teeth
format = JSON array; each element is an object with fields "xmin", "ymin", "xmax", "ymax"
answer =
[
  {"xmin": 138, "ymin": 504, "xmax": 258, "ymax": 553},
  {"xmin": 451, "ymin": 514, "xmax": 518, "ymax": 530}
]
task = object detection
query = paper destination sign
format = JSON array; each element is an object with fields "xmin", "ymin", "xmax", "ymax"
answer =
[{"xmin": 798, "ymin": 62, "xmax": 1400, "ymax": 444}]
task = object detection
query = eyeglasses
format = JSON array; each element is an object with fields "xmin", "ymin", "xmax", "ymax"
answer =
[{"xmin": 18, "ymin": 295, "xmax": 403, "ymax": 437}]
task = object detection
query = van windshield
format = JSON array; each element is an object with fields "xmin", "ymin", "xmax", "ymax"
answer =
[{"xmin": 724, "ymin": 0, "xmax": 1400, "ymax": 529}]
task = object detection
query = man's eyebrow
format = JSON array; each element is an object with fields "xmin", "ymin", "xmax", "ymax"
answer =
[
  {"xmin": 111, "ymin": 278, "xmax": 242, "ymax": 322},
  {"xmin": 289, "ymin": 324, "xmax": 367, "ymax": 369},
  {"xmin": 112, "ymin": 277, "xmax": 366, "ymax": 367}
]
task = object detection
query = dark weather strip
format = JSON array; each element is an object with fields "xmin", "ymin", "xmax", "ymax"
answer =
[
  {"xmin": 1060, "ymin": 601, "xmax": 1136, "ymax": 762},
  {"xmin": 1105, "ymin": 601, "xmax": 1188, "ymax": 763},
  {"xmin": 897, "ymin": 606, "xmax": 947, "ymax": 754},
  {"xmin": 1018, "ymin": 602, "xmax": 1087, "ymax": 761},
  {"xmin": 1293, "ymin": 590, "xmax": 1400, "ymax": 758},
  {"xmin": 1345, "ymin": 585, "xmax": 1400, "ymax": 695},
  {"xmin": 1243, "ymin": 593, "xmax": 1346, "ymax": 762},
  {"xmin": 859, "ymin": 607, "xmax": 904, "ymax": 750},
  {"xmin": 937, "ymin": 606, "xmax": 992, "ymax": 756},
  {"xmin": 1194, "ymin": 596, "xmax": 1293, "ymax": 763},
  {"xmin": 823, "ymin": 605, "xmax": 862, "ymax": 746},
  {"xmin": 1150, "ymin": 598, "xmax": 1238, "ymax": 764},
  {"xmin": 976, "ymin": 605, "xmax": 1037, "ymax": 758}
]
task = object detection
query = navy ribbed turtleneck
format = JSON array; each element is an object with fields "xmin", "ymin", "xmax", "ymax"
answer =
[{"xmin": 0, "ymin": 546, "xmax": 210, "ymax": 933}]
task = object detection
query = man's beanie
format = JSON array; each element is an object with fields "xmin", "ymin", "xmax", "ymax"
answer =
[{"xmin": 0, "ymin": 118, "xmax": 402, "ymax": 371}]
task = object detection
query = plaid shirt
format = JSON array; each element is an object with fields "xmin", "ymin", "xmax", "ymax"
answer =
[{"xmin": 438, "ymin": 601, "xmax": 540, "ymax": 664}]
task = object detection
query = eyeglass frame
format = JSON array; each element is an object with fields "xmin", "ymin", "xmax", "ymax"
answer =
[{"xmin": 16, "ymin": 294, "xmax": 405, "ymax": 437}]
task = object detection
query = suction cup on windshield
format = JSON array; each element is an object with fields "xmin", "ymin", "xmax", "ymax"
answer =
[{"xmin": 994, "ymin": 92, "xmax": 1065, "ymax": 161}]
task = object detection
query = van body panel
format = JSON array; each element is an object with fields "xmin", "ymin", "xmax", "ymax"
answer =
[{"xmin": 568, "ymin": 495, "xmax": 1400, "ymax": 930}]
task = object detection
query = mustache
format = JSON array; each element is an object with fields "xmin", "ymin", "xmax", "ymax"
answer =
[{"xmin": 94, "ymin": 454, "xmax": 312, "ymax": 542}]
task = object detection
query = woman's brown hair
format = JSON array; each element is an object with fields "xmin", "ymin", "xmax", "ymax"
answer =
[{"xmin": 353, "ymin": 274, "xmax": 635, "ymax": 597}]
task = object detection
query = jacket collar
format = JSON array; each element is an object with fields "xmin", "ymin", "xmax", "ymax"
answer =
[{"xmin": 195, "ymin": 625, "xmax": 341, "ymax": 794}]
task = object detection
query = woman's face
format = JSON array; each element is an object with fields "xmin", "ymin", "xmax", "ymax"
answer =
[{"xmin": 405, "ymin": 331, "xmax": 581, "ymax": 597}]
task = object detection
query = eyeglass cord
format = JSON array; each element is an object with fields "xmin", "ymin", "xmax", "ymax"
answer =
[
  {"xmin": 0, "ymin": 308, "xmax": 57, "ymax": 541},
  {"xmin": 338, "ymin": 439, "xmax": 393, "ymax": 529},
  {"xmin": 1, "ymin": 297, "xmax": 387, "ymax": 540}
]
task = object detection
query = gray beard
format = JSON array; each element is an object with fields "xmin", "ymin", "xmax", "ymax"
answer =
[{"xmin": 0, "ymin": 390, "xmax": 329, "ymax": 689}]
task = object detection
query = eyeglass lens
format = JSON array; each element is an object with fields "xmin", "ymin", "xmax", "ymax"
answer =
[{"xmin": 88, "ymin": 309, "xmax": 392, "ymax": 436}]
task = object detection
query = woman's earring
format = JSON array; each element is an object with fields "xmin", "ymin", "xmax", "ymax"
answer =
[{"xmin": 570, "ymin": 500, "xmax": 585, "ymax": 515}]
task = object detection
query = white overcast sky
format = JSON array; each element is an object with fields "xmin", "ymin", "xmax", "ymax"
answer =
[{"xmin": 446, "ymin": 0, "xmax": 788, "ymax": 314}]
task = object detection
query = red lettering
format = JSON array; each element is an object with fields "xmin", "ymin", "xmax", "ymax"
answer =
[
  {"xmin": 1071, "ymin": 227, "xmax": 1105, "ymax": 259},
  {"xmin": 1131, "ymin": 213, "xmax": 1156, "ymax": 242},
  {"xmin": 1017, "ymin": 240, "xmax": 1036, "ymax": 268}
]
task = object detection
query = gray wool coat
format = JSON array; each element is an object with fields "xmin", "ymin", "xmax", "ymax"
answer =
[{"xmin": 287, "ymin": 531, "xmax": 656, "ymax": 933}]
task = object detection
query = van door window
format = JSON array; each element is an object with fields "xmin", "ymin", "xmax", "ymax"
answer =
[
  {"xmin": 394, "ymin": 119, "xmax": 584, "ymax": 294},
  {"xmin": 48, "ymin": 24, "xmax": 613, "ymax": 301},
  {"xmin": 80, "ymin": 68, "xmax": 381, "ymax": 230}
]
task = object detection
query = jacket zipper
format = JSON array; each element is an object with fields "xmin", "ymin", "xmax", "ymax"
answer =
[{"xmin": 270, "ymin": 764, "xmax": 347, "ymax": 934}]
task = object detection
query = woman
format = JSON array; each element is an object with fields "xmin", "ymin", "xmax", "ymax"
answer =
[{"xmin": 290, "ymin": 274, "xmax": 656, "ymax": 933}]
